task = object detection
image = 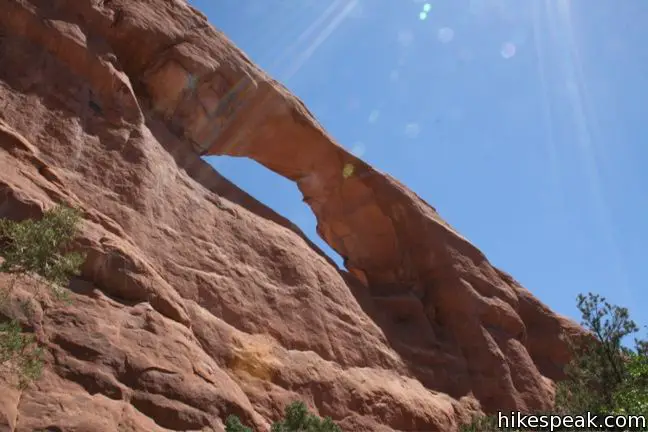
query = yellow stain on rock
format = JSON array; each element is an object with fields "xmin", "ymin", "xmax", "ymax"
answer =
[
  {"xmin": 342, "ymin": 163, "xmax": 355, "ymax": 179},
  {"xmin": 229, "ymin": 335, "xmax": 280, "ymax": 382}
]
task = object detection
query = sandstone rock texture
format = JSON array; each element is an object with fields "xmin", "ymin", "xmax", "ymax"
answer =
[{"xmin": 0, "ymin": 0, "xmax": 586, "ymax": 431}]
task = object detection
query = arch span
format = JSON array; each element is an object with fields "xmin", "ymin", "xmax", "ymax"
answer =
[{"xmin": 192, "ymin": 77, "xmax": 463, "ymax": 288}]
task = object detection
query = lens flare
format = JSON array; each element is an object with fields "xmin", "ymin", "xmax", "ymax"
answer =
[
  {"xmin": 351, "ymin": 142, "xmax": 366, "ymax": 157},
  {"xmin": 501, "ymin": 42, "xmax": 517, "ymax": 59},
  {"xmin": 438, "ymin": 27, "xmax": 455, "ymax": 43},
  {"xmin": 405, "ymin": 123, "xmax": 421, "ymax": 138},
  {"xmin": 398, "ymin": 30, "xmax": 414, "ymax": 47}
]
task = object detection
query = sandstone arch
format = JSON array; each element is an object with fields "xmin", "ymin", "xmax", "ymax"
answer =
[
  {"xmin": 0, "ymin": 0, "xmax": 587, "ymax": 426},
  {"xmin": 129, "ymin": 11, "xmax": 582, "ymax": 412}
]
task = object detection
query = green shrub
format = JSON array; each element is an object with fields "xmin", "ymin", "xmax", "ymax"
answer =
[
  {"xmin": 225, "ymin": 415, "xmax": 252, "ymax": 432},
  {"xmin": 612, "ymin": 350, "xmax": 648, "ymax": 417},
  {"xmin": 460, "ymin": 292, "xmax": 647, "ymax": 431},
  {"xmin": 270, "ymin": 401, "xmax": 341, "ymax": 432},
  {"xmin": 0, "ymin": 205, "xmax": 85, "ymax": 298},
  {"xmin": 0, "ymin": 205, "xmax": 84, "ymax": 386},
  {"xmin": 0, "ymin": 320, "xmax": 44, "ymax": 388},
  {"xmin": 556, "ymin": 293, "xmax": 647, "ymax": 416},
  {"xmin": 225, "ymin": 401, "xmax": 341, "ymax": 432}
]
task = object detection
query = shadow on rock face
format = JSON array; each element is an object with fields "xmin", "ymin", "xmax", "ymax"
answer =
[{"xmin": 341, "ymin": 272, "xmax": 474, "ymax": 401}]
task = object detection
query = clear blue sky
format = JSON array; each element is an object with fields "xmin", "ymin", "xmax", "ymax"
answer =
[{"xmin": 191, "ymin": 0, "xmax": 646, "ymax": 340}]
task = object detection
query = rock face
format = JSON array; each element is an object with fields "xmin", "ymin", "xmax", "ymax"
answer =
[{"xmin": 0, "ymin": 0, "xmax": 585, "ymax": 431}]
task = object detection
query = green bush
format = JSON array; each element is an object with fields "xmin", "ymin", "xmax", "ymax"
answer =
[
  {"xmin": 613, "ymin": 351, "xmax": 648, "ymax": 416},
  {"xmin": 460, "ymin": 292, "xmax": 647, "ymax": 431},
  {"xmin": 225, "ymin": 401, "xmax": 341, "ymax": 432},
  {"xmin": 0, "ymin": 205, "xmax": 85, "ymax": 298},
  {"xmin": 0, "ymin": 205, "xmax": 84, "ymax": 386},
  {"xmin": 0, "ymin": 320, "xmax": 44, "ymax": 388},
  {"xmin": 225, "ymin": 415, "xmax": 252, "ymax": 432},
  {"xmin": 556, "ymin": 293, "xmax": 647, "ymax": 416},
  {"xmin": 270, "ymin": 401, "xmax": 341, "ymax": 432}
]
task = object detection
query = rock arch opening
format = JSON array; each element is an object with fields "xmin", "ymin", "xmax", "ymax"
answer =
[{"xmin": 202, "ymin": 155, "xmax": 345, "ymax": 269}]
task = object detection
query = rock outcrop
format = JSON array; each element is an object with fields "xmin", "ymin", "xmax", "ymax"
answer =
[{"xmin": 0, "ymin": 0, "xmax": 585, "ymax": 431}]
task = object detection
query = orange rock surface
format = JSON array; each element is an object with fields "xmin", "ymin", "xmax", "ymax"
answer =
[{"xmin": 0, "ymin": 0, "xmax": 585, "ymax": 430}]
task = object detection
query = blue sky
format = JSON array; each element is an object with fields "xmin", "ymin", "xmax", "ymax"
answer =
[{"xmin": 191, "ymin": 0, "xmax": 646, "ymax": 340}]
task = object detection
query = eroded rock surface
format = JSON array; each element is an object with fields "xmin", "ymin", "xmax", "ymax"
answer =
[{"xmin": 0, "ymin": 0, "xmax": 585, "ymax": 430}]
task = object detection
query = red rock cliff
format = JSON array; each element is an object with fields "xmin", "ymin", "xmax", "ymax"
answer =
[{"xmin": 0, "ymin": 0, "xmax": 585, "ymax": 431}]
